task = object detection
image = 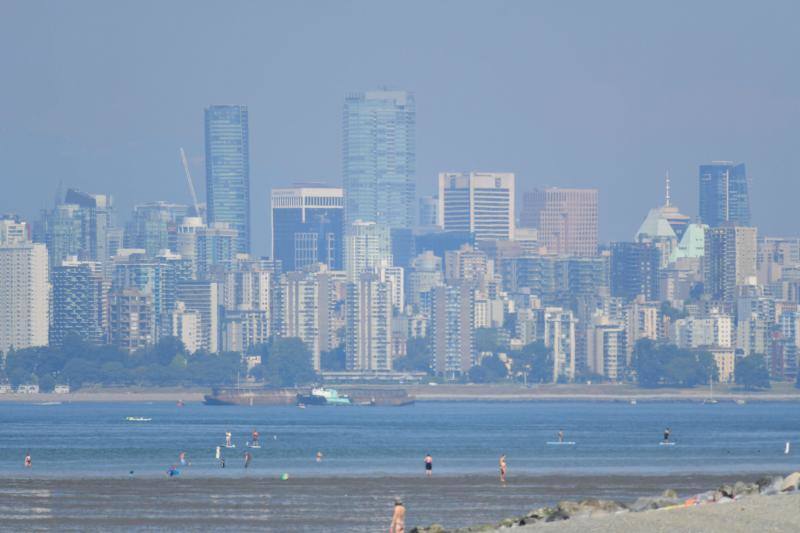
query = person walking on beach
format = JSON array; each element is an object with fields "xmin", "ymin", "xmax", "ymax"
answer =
[
  {"xmin": 390, "ymin": 499, "xmax": 406, "ymax": 533},
  {"xmin": 499, "ymin": 454, "xmax": 507, "ymax": 483},
  {"xmin": 24, "ymin": 452, "xmax": 32, "ymax": 468},
  {"xmin": 663, "ymin": 427, "xmax": 671, "ymax": 443},
  {"xmin": 424, "ymin": 454, "xmax": 433, "ymax": 477}
]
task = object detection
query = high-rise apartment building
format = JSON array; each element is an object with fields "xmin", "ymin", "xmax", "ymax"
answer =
[
  {"xmin": 344, "ymin": 220, "xmax": 392, "ymax": 281},
  {"xmin": 343, "ymin": 90, "xmax": 415, "ymax": 229},
  {"xmin": 704, "ymin": 226, "xmax": 757, "ymax": 305},
  {"xmin": 109, "ymin": 288, "xmax": 154, "ymax": 353},
  {"xmin": 124, "ymin": 202, "xmax": 190, "ymax": 257},
  {"xmin": 0, "ymin": 215, "xmax": 28, "ymax": 245},
  {"xmin": 431, "ymin": 281, "xmax": 475, "ymax": 379},
  {"xmin": 176, "ymin": 280, "xmax": 219, "ymax": 353},
  {"xmin": 438, "ymin": 172, "xmax": 515, "ymax": 241},
  {"xmin": 50, "ymin": 257, "xmax": 106, "ymax": 346},
  {"xmin": 346, "ymin": 272, "xmax": 393, "ymax": 371},
  {"xmin": 417, "ymin": 195, "xmax": 439, "ymax": 230},
  {"xmin": 205, "ymin": 105, "xmax": 250, "ymax": 254},
  {"xmin": 271, "ymin": 187, "xmax": 344, "ymax": 272},
  {"xmin": 279, "ymin": 271, "xmax": 320, "ymax": 370},
  {"xmin": 520, "ymin": 188, "xmax": 598, "ymax": 257},
  {"xmin": 699, "ymin": 162, "xmax": 751, "ymax": 228},
  {"xmin": 0, "ymin": 243, "xmax": 49, "ymax": 353}
]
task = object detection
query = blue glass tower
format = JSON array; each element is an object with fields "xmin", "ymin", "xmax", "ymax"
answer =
[
  {"xmin": 343, "ymin": 91, "xmax": 415, "ymax": 230},
  {"xmin": 698, "ymin": 162, "xmax": 751, "ymax": 227},
  {"xmin": 205, "ymin": 105, "xmax": 250, "ymax": 254}
]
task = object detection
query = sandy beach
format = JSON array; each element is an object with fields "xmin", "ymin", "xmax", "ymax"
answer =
[{"xmin": 522, "ymin": 492, "xmax": 800, "ymax": 532}]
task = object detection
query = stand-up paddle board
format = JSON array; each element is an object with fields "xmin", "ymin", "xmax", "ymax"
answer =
[
  {"xmin": 546, "ymin": 441, "xmax": 576, "ymax": 445},
  {"xmin": 246, "ymin": 442, "xmax": 261, "ymax": 449},
  {"xmin": 659, "ymin": 441, "xmax": 676, "ymax": 446},
  {"xmin": 224, "ymin": 444, "xmax": 236, "ymax": 448}
]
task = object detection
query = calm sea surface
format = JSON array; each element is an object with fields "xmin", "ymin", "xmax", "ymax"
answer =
[{"xmin": 1, "ymin": 401, "xmax": 798, "ymax": 478}]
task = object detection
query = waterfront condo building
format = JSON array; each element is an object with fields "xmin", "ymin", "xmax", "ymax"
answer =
[
  {"xmin": 520, "ymin": 188, "xmax": 598, "ymax": 257},
  {"xmin": 346, "ymin": 272, "xmax": 393, "ymax": 371},
  {"xmin": 0, "ymin": 242, "xmax": 49, "ymax": 354},
  {"xmin": 205, "ymin": 105, "xmax": 250, "ymax": 254},
  {"xmin": 343, "ymin": 90, "xmax": 415, "ymax": 230},
  {"xmin": 438, "ymin": 172, "xmax": 515, "ymax": 241},
  {"xmin": 50, "ymin": 257, "xmax": 107, "ymax": 347},
  {"xmin": 271, "ymin": 186, "xmax": 344, "ymax": 272}
]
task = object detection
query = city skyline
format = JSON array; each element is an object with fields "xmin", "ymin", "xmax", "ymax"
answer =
[{"xmin": 3, "ymin": 1, "xmax": 799, "ymax": 256}]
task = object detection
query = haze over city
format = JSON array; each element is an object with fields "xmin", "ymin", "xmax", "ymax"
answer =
[{"xmin": 3, "ymin": 0, "xmax": 800, "ymax": 254}]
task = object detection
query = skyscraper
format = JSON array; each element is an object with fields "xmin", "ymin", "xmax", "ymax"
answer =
[
  {"xmin": 431, "ymin": 281, "xmax": 475, "ymax": 379},
  {"xmin": 610, "ymin": 241, "xmax": 660, "ymax": 302},
  {"xmin": 271, "ymin": 187, "xmax": 344, "ymax": 272},
  {"xmin": 520, "ymin": 188, "xmax": 598, "ymax": 257},
  {"xmin": 699, "ymin": 162, "xmax": 751, "ymax": 227},
  {"xmin": 0, "ymin": 242, "xmax": 49, "ymax": 353},
  {"xmin": 343, "ymin": 90, "xmax": 415, "ymax": 229},
  {"xmin": 205, "ymin": 105, "xmax": 250, "ymax": 254},
  {"xmin": 438, "ymin": 172, "xmax": 515, "ymax": 241}
]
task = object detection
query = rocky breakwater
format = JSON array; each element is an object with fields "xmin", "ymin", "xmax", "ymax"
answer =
[{"xmin": 410, "ymin": 472, "xmax": 800, "ymax": 532}]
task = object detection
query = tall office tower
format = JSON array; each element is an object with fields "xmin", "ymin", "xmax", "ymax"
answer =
[
  {"xmin": 176, "ymin": 280, "xmax": 219, "ymax": 353},
  {"xmin": 418, "ymin": 195, "xmax": 439, "ymax": 230},
  {"xmin": 704, "ymin": 226, "xmax": 757, "ymax": 305},
  {"xmin": 205, "ymin": 105, "xmax": 250, "ymax": 254},
  {"xmin": 345, "ymin": 220, "xmax": 392, "ymax": 281},
  {"xmin": 124, "ymin": 202, "xmax": 190, "ymax": 257},
  {"xmin": 346, "ymin": 272, "xmax": 393, "ymax": 371},
  {"xmin": 271, "ymin": 187, "xmax": 344, "ymax": 272},
  {"xmin": 520, "ymin": 188, "xmax": 598, "ymax": 257},
  {"xmin": 699, "ymin": 162, "xmax": 751, "ymax": 227},
  {"xmin": 431, "ymin": 281, "xmax": 475, "ymax": 379},
  {"xmin": 438, "ymin": 172, "xmax": 515, "ymax": 241},
  {"xmin": 50, "ymin": 257, "xmax": 106, "ymax": 346},
  {"xmin": 63, "ymin": 189, "xmax": 114, "ymax": 264},
  {"xmin": 0, "ymin": 215, "xmax": 28, "ymax": 244},
  {"xmin": 109, "ymin": 288, "xmax": 154, "ymax": 353},
  {"xmin": 610, "ymin": 242, "xmax": 660, "ymax": 302},
  {"xmin": 279, "ymin": 271, "xmax": 320, "ymax": 370},
  {"xmin": 343, "ymin": 90, "xmax": 415, "ymax": 229},
  {"xmin": 0, "ymin": 243, "xmax": 49, "ymax": 353}
]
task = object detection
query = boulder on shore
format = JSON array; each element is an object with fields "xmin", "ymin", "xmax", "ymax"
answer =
[{"xmin": 781, "ymin": 472, "xmax": 800, "ymax": 492}]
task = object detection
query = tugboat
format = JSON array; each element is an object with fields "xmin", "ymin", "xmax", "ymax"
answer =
[{"xmin": 296, "ymin": 387, "xmax": 352, "ymax": 406}]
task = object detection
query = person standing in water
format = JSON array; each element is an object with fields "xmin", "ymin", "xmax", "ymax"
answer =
[
  {"xmin": 499, "ymin": 454, "xmax": 507, "ymax": 483},
  {"xmin": 24, "ymin": 452, "xmax": 32, "ymax": 468},
  {"xmin": 225, "ymin": 431, "xmax": 232, "ymax": 447},
  {"xmin": 390, "ymin": 499, "xmax": 406, "ymax": 533},
  {"xmin": 424, "ymin": 454, "xmax": 433, "ymax": 477},
  {"xmin": 243, "ymin": 451, "xmax": 252, "ymax": 469},
  {"xmin": 251, "ymin": 429, "xmax": 260, "ymax": 447},
  {"xmin": 558, "ymin": 430, "xmax": 564, "ymax": 443},
  {"xmin": 179, "ymin": 451, "xmax": 187, "ymax": 466},
  {"xmin": 663, "ymin": 427, "xmax": 671, "ymax": 443},
  {"xmin": 316, "ymin": 451, "xmax": 323, "ymax": 462}
]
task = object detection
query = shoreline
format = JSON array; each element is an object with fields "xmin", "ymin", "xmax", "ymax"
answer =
[{"xmin": 2, "ymin": 383, "xmax": 800, "ymax": 403}]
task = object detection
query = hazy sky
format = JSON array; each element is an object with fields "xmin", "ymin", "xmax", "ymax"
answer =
[{"xmin": 2, "ymin": 0, "xmax": 798, "ymax": 255}]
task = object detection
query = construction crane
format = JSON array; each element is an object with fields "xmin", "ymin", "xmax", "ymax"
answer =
[{"xmin": 179, "ymin": 148, "xmax": 202, "ymax": 218}]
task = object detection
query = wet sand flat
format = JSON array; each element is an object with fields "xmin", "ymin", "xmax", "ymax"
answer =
[{"xmin": 0, "ymin": 473, "xmax": 780, "ymax": 532}]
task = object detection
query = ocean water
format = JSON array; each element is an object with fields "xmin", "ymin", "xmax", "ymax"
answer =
[{"xmin": 1, "ymin": 400, "xmax": 798, "ymax": 478}]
